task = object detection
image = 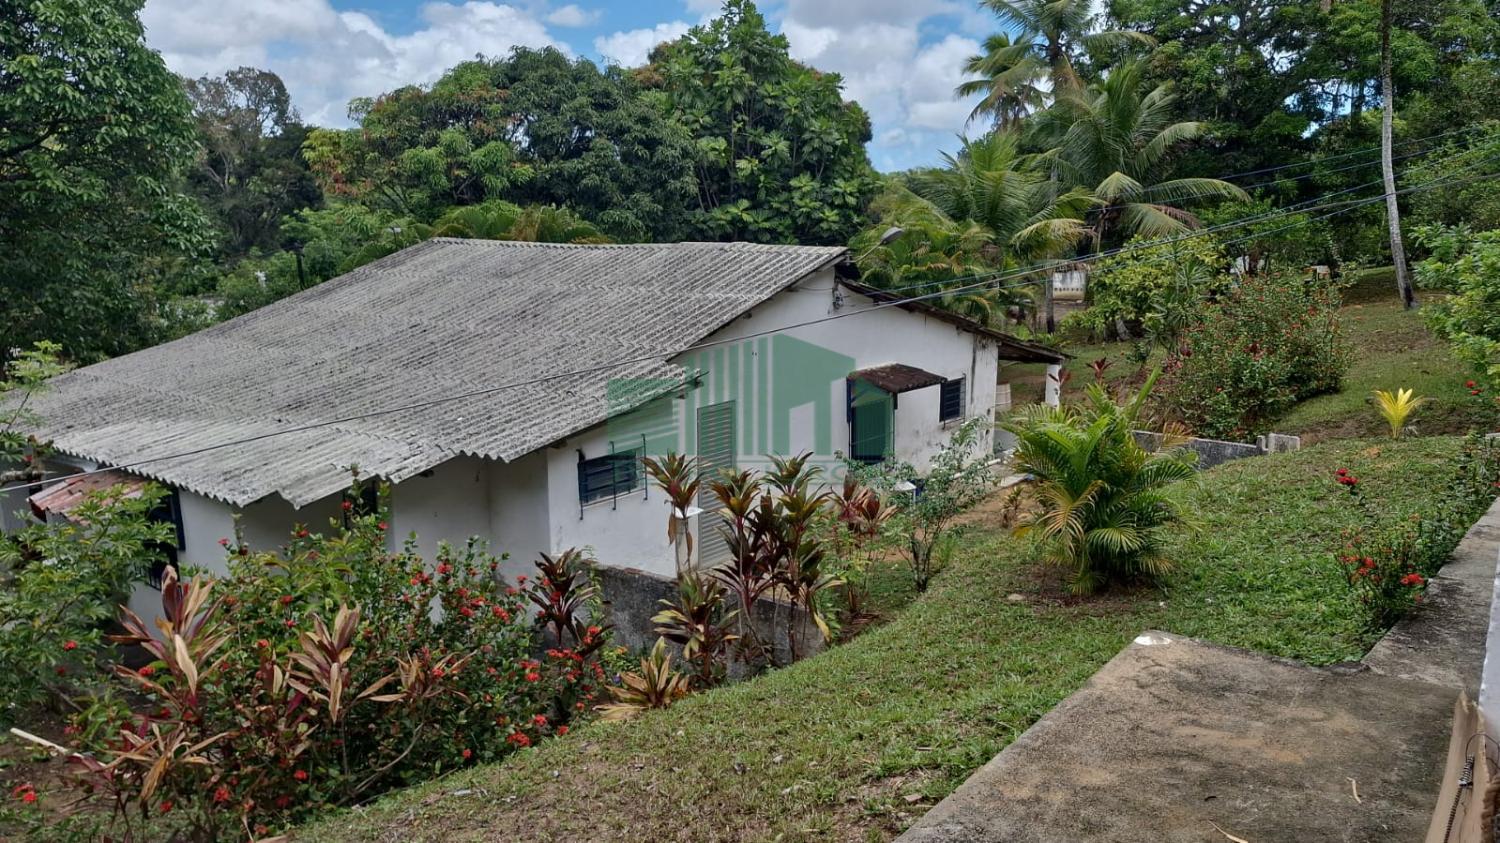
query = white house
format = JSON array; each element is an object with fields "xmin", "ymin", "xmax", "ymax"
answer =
[{"xmin": 17, "ymin": 239, "xmax": 1063, "ymax": 615}]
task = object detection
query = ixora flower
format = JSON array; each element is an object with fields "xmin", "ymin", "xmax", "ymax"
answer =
[
  {"xmin": 138, "ymin": 666, "xmax": 155, "ymax": 677},
  {"xmin": 461, "ymin": 748, "xmax": 473, "ymax": 761},
  {"xmin": 293, "ymin": 770, "xmax": 309, "ymax": 782},
  {"xmin": 506, "ymin": 732, "xmax": 532, "ymax": 748},
  {"xmin": 212, "ymin": 785, "xmax": 232, "ymax": 804},
  {"xmin": 62, "ymin": 640, "xmax": 77, "ymax": 651},
  {"xmin": 1401, "ymin": 573, "xmax": 1426, "ymax": 587}
]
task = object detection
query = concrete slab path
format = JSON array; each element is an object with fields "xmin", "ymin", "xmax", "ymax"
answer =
[
  {"xmin": 899, "ymin": 632, "xmax": 1454, "ymax": 843},
  {"xmin": 900, "ymin": 499, "xmax": 1500, "ymax": 843}
]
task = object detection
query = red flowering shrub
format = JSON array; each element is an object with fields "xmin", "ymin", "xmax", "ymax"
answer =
[
  {"xmin": 1161, "ymin": 273, "xmax": 1350, "ymax": 439},
  {"xmin": 33, "ymin": 486, "xmax": 611, "ymax": 841},
  {"xmin": 1333, "ymin": 436, "xmax": 1500, "ymax": 630}
]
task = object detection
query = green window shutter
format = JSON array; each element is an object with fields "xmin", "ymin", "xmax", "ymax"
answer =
[{"xmin": 695, "ymin": 401, "xmax": 736, "ymax": 568}]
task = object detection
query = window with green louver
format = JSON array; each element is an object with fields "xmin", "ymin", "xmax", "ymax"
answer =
[{"xmin": 695, "ymin": 401, "xmax": 736, "ymax": 567}]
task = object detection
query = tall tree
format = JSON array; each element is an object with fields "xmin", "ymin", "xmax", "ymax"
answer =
[
  {"xmin": 1378, "ymin": 0, "xmax": 1415, "ymax": 308},
  {"xmin": 956, "ymin": 34, "xmax": 1047, "ymax": 130},
  {"xmin": 1030, "ymin": 62, "xmax": 1247, "ymax": 247},
  {"xmin": 183, "ymin": 67, "xmax": 322, "ymax": 259},
  {"xmin": 980, "ymin": 0, "xmax": 1154, "ymax": 94},
  {"xmin": 647, "ymin": 0, "xmax": 878, "ymax": 245},
  {"xmin": 0, "ymin": 0, "xmax": 213, "ymax": 363}
]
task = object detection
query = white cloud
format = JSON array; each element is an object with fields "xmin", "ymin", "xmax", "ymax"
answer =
[
  {"xmin": 546, "ymin": 4, "xmax": 599, "ymax": 26},
  {"xmin": 593, "ymin": 21, "xmax": 691, "ymax": 68},
  {"xmin": 780, "ymin": 7, "xmax": 984, "ymax": 171},
  {"xmin": 143, "ymin": 0, "xmax": 565, "ymax": 126}
]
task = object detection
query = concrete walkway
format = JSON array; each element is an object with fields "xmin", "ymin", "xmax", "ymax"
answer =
[{"xmin": 899, "ymin": 499, "xmax": 1500, "ymax": 843}]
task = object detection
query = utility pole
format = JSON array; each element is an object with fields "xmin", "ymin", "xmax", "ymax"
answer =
[{"xmin": 1380, "ymin": 0, "xmax": 1416, "ymax": 309}]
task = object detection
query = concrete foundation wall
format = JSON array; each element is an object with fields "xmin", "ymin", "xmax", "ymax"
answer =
[
  {"xmin": 595, "ymin": 565, "xmax": 825, "ymax": 671},
  {"xmin": 1132, "ymin": 430, "xmax": 1301, "ymax": 469}
]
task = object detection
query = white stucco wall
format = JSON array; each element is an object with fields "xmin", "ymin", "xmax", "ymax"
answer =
[
  {"xmin": 387, "ymin": 455, "xmax": 492, "ymax": 565},
  {"xmin": 544, "ymin": 425, "xmax": 680, "ymax": 577},
  {"xmin": 519, "ymin": 269, "xmax": 1003, "ymax": 577},
  {"xmin": 488, "ymin": 449, "xmax": 554, "ymax": 582}
]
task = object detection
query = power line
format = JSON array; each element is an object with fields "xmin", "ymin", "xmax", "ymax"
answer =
[
  {"xmin": 878, "ymin": 141, "xmax": 1500, "ymax": 298},
  {"xmin": 7, "ymin": 157, "xmax": 1499, "ymax": 497}
]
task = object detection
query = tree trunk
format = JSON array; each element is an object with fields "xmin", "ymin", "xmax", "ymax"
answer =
[{"xmin": 1380, "ymin": 0, "xmax": 1416, "ymax": 309}]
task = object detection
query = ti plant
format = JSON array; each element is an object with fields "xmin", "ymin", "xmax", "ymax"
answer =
[
  {"xmin": 653, "ymin": 572, "xmax": 737, "ymax": 689},
  {"xmin": 1372, "ymin": 387, "xmax": 1430, "ymax": 439},
  {"xmin": 643, "ymin": 453, "xmax": 702, "ymax": 575},
  {"xmin": 528, "ymin": 549, "xmax": 609, "ymax": 655},
  {"xmin": 597, "ymin": 639, "xmax": 690, "ymax": 721},
  {"xmin": 827, "ymin": 474, "xmax": 896, "ymax": 619}
]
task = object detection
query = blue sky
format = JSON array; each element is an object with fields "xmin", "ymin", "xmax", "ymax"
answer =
[{"xmin": 141, "ymin": 0, "xmax": 1001, "ymax": 171}]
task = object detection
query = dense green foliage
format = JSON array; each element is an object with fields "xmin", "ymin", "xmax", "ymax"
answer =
[
  {"xmin": 0, "ymin": 488, "xmax": 170, "ymax": 723},
  {"xmin": 0, "ymin": 0, "xmax": 213, "ymax": 364},
  {"xmin": 648, "ymin": 0, "xmax": 878, "ymax": 243},
  {"xmin": 1415, "ymin": 225, "xmax": 1500, "ymax": 387},
  {"xmin": 1161, "ymin": 273, "xmax": 1352, "ymax": 438}
]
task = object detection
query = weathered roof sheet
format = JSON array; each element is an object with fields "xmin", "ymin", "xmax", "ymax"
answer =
[
  {"xmin": 29, "ymin": 469, "xmax": 149, "ymax": 520},
  {"xmin": 26, "ymin": 239, "xmax": 846, "ymax": 507},
  {"xmin": 849, "ymin": 363, "xmax": 947, "ymax": 394}
]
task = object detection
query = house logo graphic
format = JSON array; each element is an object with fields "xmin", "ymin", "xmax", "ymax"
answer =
[{"xmin": 604, "ymin": 335, "xmax": 857, "ymax": 469}]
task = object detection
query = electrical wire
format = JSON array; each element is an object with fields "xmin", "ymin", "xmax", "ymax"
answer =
[{"xmin": 7, "ymin": 156, "xmax": 1500, "ymax": 496}]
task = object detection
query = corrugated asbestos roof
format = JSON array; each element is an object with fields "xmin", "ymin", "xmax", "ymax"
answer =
[{"xmin": 25, "ymin": 239, "xmax": 846, "ymax": 508}]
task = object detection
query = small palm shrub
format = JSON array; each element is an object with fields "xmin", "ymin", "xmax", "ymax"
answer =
[
  {"xmin": 1005, "ymin": 373, "xmax": 1198, "ymax": 593},
  {"xmin": 1372, "ymin": 388, "xmax": 1430, "ymax": 439}
]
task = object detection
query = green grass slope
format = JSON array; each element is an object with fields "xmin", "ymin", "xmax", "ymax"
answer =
[{"xmin": 302, "ymin": 436, "xmax": 1467, "ymax": 843}]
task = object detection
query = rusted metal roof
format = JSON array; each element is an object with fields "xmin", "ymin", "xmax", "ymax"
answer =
[
  {"xmin": 849, "ymin": 363, "xmax": 947, "ymax": 394},
  {"xmin": 29, "ymin": 470, "xmax": 149, "ymax": 520}
]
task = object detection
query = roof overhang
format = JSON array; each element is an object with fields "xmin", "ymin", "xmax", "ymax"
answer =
[
  {"xmin": 849, "ymin": 363, "xmax": 947, "ymax": 394},
  {"xmin": 29, "ymin": 470, "xmax": 149, "ymax": 520}
]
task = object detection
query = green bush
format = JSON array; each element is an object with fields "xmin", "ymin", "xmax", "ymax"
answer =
[
  {"xmin": 1161, "ymin": 273, "xmax": 1351, "ymax": 439},
  {"xmin": 1415, "ymin": 225, "xmax": 1500, "ymax": 389},
  {"xmin": 9, "ymin": 489, "xmax": 612, "ymax": 841},
  {"xmin": 1063, "ymin": 235, "xmax": 1228, "ymax": 345},
  {"xmin": 1005, "ymin": 374, "xmax": 1198, "ymax": 594},
  {"xmin": 0, "ymin": 488, "xmax": 171, "ymax": 722}
]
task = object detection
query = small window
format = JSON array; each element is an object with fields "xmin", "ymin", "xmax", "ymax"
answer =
[
  {"xmin": 939, "ymin": 378, "xmax": 965, "ymax": 422},
  {"xmin": 578, "ymin": 448, "xmax": 643, "ymax": 505},
  {"xmin": 146, "ymin": 489, "xmax": 185, "ymax": 589}
]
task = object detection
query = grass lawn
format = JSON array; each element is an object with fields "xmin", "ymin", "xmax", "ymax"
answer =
[{"xmin": 301, "ymin": 435, "xmax": 1469, "ymax": 842}]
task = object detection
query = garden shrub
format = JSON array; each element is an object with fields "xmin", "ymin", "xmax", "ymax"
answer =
[
  {"xmin": 852, "ymin": 419, "xmax": 993, "ymax": 592},
  {"xmin": 1415, "ymin": 225, "xmax": 1500, "ymax": 390},
  {"xmin": 1333, "ymin": 434, "xmax": 1500, "ymax": 630},
  {"xmin": 7, "ymin": 493, "xmax": 612, "ymax": 841},
  {"xmin": 1161, "ymin": 272, "xmax": 1351, "ymax": 439},
  {"xmin": 1062, "ymin": 235, "xmax": 1228, "ymax": 346},
  {"xmin": 1005, "ymin": 373, "xmax": 1198, "ymax": 593},
  {"xmin": 0, "ymin": 488, "xmax": 172, "ymax": 723}
]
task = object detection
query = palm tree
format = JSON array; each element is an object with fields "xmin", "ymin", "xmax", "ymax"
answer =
[
  {"xmin": 909, "ymin": 132, "xmax": 1092, "ymax": 259},
  {"xmin": 1004, "ymin": 371, "xmax": 1198, "ymax": 593},
  {"xmin": 979, "ymin": 0, "xmax": 1154, "ymax": 94},
  {"xmin": 852, "ymin": 134, "xmax": 1092, "ymax": 326},
  {"xmin": 1032, "ymin": 62, "xmax": 1248, "ymax": 247},
  {"xmin": 955, "ymin": 33, "xmax": 1046, "ymax": 130}
]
